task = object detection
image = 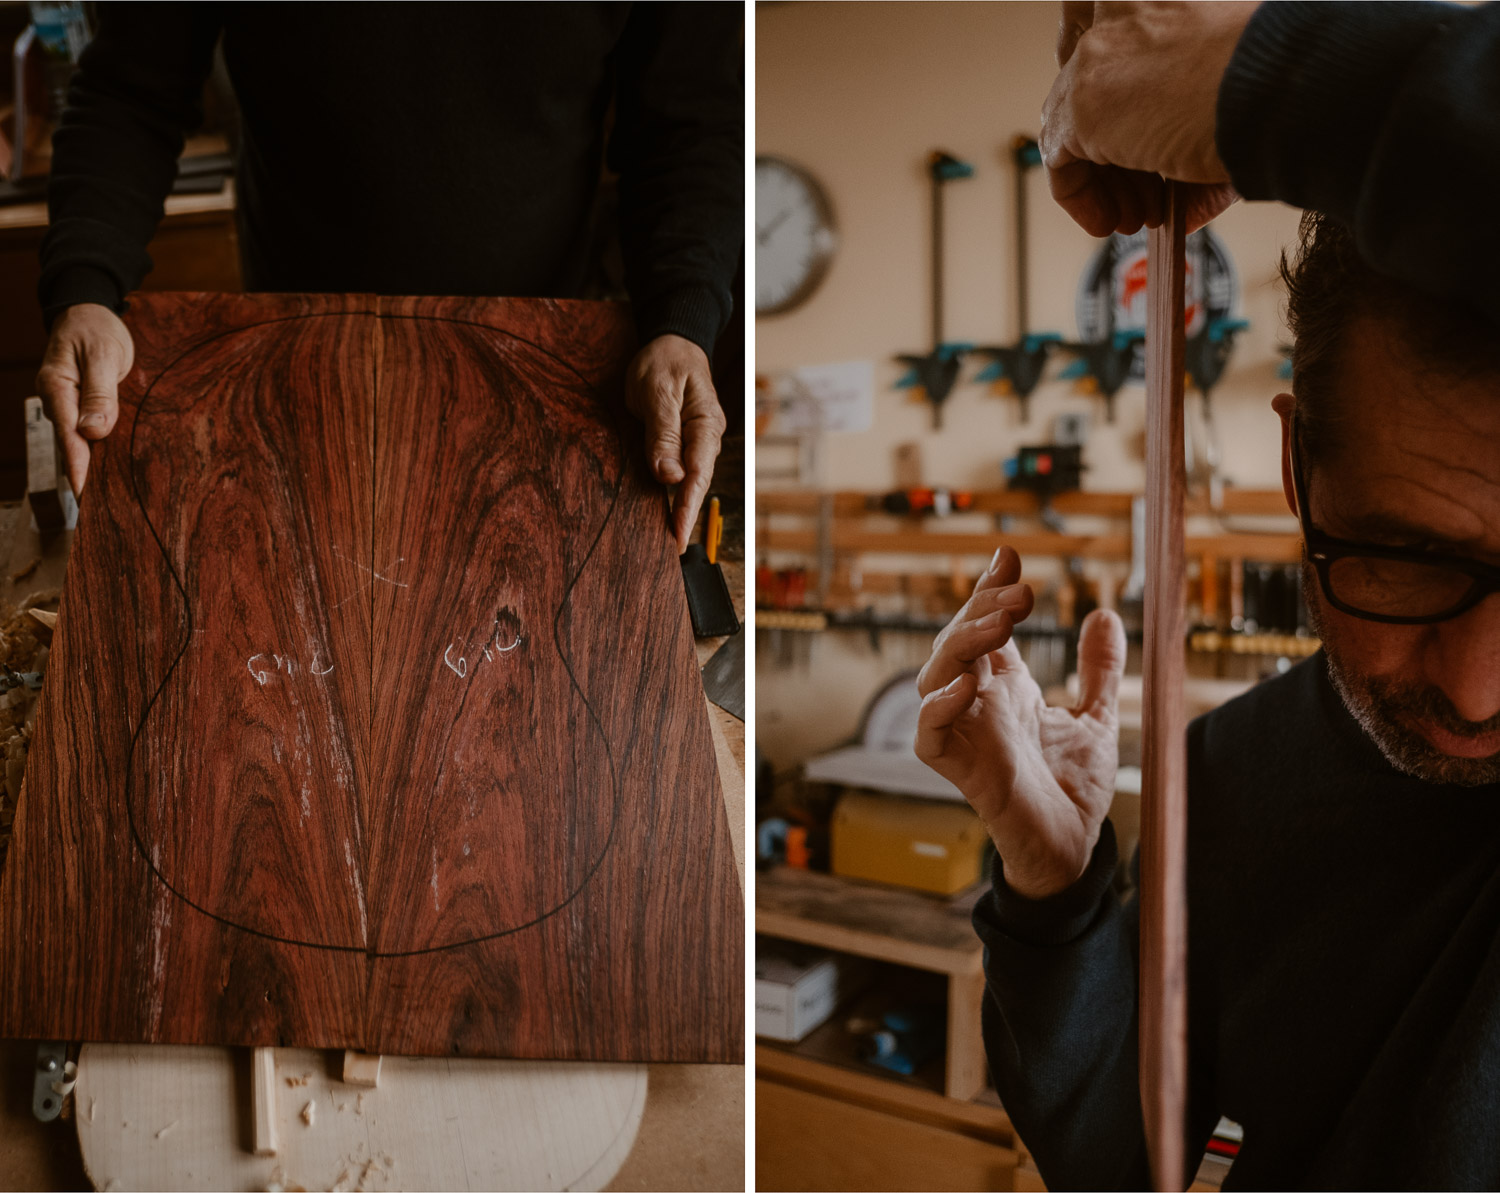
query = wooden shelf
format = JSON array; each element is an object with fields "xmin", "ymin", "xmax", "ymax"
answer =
[
  {"xmin": 757, "ymin": 486, "xmax": 1291, "ymax": 519},
  {"xmin": 756, "ymin": 867, "xmax": 992, "ymax": 1101},
  {"xmin": 756, "ymin": 866, "xmax": 984, "ymax": 977},
  {"xmin": 757, "ymin": 966, "xmax": 949, "ymax": 1097},
  {"xmin": 756, "ymin": 1045, "xmax": 1013, "ymax": 1145},
  {"xmin": 758, "ymin": 524, "xmax": 1301, "ymax": 563}
]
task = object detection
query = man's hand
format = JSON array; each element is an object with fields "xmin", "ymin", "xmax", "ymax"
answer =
[
  {"xmin": 36, "ymin": 303, "xmax": 135, "ymax": 498},
  {"xmin": 625, "ymin": 333, "xmax": 726, "ymax": 554},
  {"xmin": 915, "ymin": 546, "xmax": 1126, "ymax": 899},
  {"xmin": 1040, "ymin": 1, "xmax": 1255, "ymax": 237}
]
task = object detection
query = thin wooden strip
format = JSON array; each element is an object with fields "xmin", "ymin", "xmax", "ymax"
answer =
[
  {"xmin": 1140, "ymin": 187, "xmax": 1189, "ymax": 1191},
  {"xmin": 250, "ymin": 1046, "xmax": 277, "ymax": 1157}
]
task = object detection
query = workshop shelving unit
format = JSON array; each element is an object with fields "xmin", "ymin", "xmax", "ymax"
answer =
[{"xmin": 755, "ymin": 866, "xmax": 1022, "ymax": 1191}]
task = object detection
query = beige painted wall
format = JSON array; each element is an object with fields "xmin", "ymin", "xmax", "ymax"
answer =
[{"xmin": 756, "ymin": 1, "xmax": 1305, "ymax": 772}]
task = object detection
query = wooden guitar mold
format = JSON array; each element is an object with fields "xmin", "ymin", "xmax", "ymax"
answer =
[{"xmin": 0, "ymin": 293, "xmax": 743, "ymax": 1062}]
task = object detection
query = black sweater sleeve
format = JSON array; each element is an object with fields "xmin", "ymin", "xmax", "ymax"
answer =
[
  {"xmin": 38, "ymin": 3, "xmax": 223, "ymax": 328},
  {"xmin": 608, "ymin": 3, "xmax": 743, "ymax": 357},
  {"xmin": 1216, "ymin": 0, "xmax": 1500, "ymax": 325},
  {"xmin": 973, "ymin": 820, "xmax": 1219, "ymax": 1190}
]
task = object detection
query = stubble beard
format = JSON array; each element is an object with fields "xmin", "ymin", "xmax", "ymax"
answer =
[{"xmin": 1305, "ymin": 560, "xmax": 1500, "ymax": 787}]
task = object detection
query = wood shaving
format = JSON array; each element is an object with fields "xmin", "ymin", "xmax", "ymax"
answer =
[
  {"xmin": 19, "ymin": 587, "xmax": 59, "ymax": 612},
  {"xmin": 300, "ymin": 1100, "xmax": 315, "ymax": 1126},
  {"xmin": 284, "ymin": 1072, "xmax": 312, "ymax": 1087},
  {"xmin": 9, "ymin": 557, "xmax": 38, "ymax": 582},
  {"xmin": 355, "ymin": 1091, "xmax": 364, "ymax": 1115},
  {"xmin": 155, "ymin": 1119, "xmax": 178, "ymax": 1139}
]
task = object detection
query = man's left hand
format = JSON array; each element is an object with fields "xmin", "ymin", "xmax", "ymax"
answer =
[{"xmin": 625, "ymin": 333, "xmax": 727, "ymax": 554}]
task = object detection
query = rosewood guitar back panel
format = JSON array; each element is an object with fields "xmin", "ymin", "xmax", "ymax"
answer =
[{"xmin": 0, "ymin": 293, "xmax": 743, "ymax": 1061}]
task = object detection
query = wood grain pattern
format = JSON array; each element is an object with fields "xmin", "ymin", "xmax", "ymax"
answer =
[
  {"xmin": 0, "ymin": 292, "xmax": 742, "ymax": 1062},
  {"xmin": 1140, "ymin": 190, "xmax": 1190, "ymax": 1189}
]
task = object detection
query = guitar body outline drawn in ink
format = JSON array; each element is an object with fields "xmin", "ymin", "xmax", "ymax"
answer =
[{"xmin": 124, "ymin": 312, "xmax": 625, "ymax": 957}]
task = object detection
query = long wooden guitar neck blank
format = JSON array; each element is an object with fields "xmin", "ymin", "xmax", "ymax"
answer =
[{"xmin": 1141, "ymin": 190, "xmax": 1189, "ymax": 1190}]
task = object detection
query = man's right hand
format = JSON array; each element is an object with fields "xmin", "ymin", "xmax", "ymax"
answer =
[
  {"xmin": 36, "ymin": 303, "xmax": 135, "ymax": 498},
  {"xmin": 1040, "ymin": 0, "xmax": 1254, "ymax": 236},
  {"xmin": 914, "ymin": 546, "xmax": 1126, "ymax": 900}
]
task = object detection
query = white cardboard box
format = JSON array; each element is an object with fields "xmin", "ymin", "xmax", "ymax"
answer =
[{"xmin": 755, "ymin": 941, "xmax": 869, "ymax": 1042}]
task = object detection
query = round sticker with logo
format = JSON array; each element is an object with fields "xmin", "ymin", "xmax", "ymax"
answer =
[{"xmin": 1075, "ymin": 227, "xmax": 1239, "ymax": 383}]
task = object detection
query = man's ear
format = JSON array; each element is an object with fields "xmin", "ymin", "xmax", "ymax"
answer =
[{"xmin": 1271, "ymin": 392, "xmax": 1297, "ymax": 519}]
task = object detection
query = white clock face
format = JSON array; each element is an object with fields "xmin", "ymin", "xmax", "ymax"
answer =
[{"xmin": 756, "ymin": 157, "xmax": 836, "ymax": 314}]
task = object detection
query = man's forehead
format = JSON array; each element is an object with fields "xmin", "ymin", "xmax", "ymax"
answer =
[{"xmin": 1313, "ymin": 318, "xmax": 1500, "ymax": 551}]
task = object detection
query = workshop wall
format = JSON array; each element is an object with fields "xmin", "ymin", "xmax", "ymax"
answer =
[{"xmin": 756, "ymin": 1, "xmax": 1305, "ymax": 771}]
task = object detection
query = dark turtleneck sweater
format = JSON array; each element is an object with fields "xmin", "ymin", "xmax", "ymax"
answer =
[
  {"xmin": 37, "ymin": 3, "xmax": 743, "ymax": 354},
  {"xmin": 975, "ymin": 653, "xmax": 1500, "ymax": 1189}
]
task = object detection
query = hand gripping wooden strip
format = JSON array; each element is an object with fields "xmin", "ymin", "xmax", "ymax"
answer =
[{"xmin": 1140, "ymin": 185, "xmax": 1189, "ymax": 1190}]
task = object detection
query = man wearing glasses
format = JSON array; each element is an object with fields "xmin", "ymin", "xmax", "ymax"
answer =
[{"xmin": 915, "ymin": 207, "xmax": 1500, "ymax": 1187}]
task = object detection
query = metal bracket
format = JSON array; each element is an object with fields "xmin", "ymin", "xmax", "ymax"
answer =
[
  {"xmin": 0, "ymin": 667, "xmax": 43, "ymax": 693},
  {"xmin": 32, "ymin": 1041, "xmax": 68, "ymax": 1121}
]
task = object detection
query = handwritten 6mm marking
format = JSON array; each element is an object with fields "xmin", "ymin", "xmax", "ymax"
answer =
[
  {"xmin": 246, "ymin": 651, "xmax": 335, "ymax": 686},
  {"xmin": 442, "ymin": 607, "xmax": 525, "ymax": 677}
]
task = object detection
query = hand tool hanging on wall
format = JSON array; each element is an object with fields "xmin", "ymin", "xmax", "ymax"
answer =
[
  {"xmin": 895, "ymin": 150, "xmax": 975, "ymax": 429},
  {"xmin": 1183, "ymin": 234, "xmax": 1247, "ymax": 507},
  {"xmin": 974, "ymin": 136, "xmax": 1061, "ymax": 422},
  {"xmin": 1141, "ymin": 186, "xmax": 1189, "ymax": 1192},
  {"xmin": 1057, "ymin": 236, "xmax": 1145, "ymax": 424},
  {"xmin": 1183, "ymin": 230, "xmax": 1248, "ymax": 413}
]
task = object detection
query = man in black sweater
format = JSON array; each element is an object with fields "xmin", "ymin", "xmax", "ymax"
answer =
[
  {"xmin": 34, "ymin": 4, "xmax": 742, "ymax": 551},
  {"xmin": 916, "ymin": 2, "xmax": 1500, "ymax": 1186}
]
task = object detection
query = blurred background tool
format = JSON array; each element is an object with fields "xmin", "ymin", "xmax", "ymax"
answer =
[
  {"xmin": 701, "ymin": 628, "xmax": 744, "ymax": 721},
  {"xmin": 681, "ymin": 491, "xmax": 740, "ymax": 637},
  {"xmin": 895, "ymin": 150, "xmax": 975, "ymax": 429},
  {"xmin": 974, "ymin": 135, "xmax": 1061, "ymax": 423},
  {"xmin": 831, "ymin": 791, "xmax": 988, "ymax": 897}
]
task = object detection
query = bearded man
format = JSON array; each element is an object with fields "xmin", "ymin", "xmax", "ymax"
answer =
[{"xmin": 915, "ymin": 210, "xmax": 1500, "ymax": 1187}]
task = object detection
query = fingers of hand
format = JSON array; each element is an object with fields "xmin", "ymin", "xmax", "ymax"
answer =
[
  {"xmin": 642, "ymin": 386, "xmax": 686, "ymax": 485},
  {"xmin": 1183, "ymin": 182, "xmax": 1240, "ymax": 232},
  {"xmin": 670, "ymin": 377, "xmax": 725, "ymax": 552},
  {"xmin": 973, "ymin": 544, "xmax": 1023, "ymax": 597},
  {"xmin": 1074, "ymin": 607, "xmax": 1128, "ymax": 721},
  {"xmin": 36, "ymin": 363, "xmax": 88, "ymax": 495},
  {"xmin": 915, "ymin": 671, "xmax": 979, "ymax": 764},
  {"xmin": 76, "ymin": 349, "xmax": 121, "ymax": 439},
  {"xmin": 60, "ymin": 430, "xmax": 91, "ymax": 498},
  {"xmin": 918, "ymin": 582, "xmax": 1029, "ymax": 696},
  {"xmin": 1055, "ymin": 1, "xmax": 1095, "ymax": 65}
]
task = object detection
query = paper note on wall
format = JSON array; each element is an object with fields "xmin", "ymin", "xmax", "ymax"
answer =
[{"xmin": 774, "ymin": 360, "xmax": 875, "ymax": 434}]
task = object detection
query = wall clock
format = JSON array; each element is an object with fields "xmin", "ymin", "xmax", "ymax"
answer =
[{"xmin": 756, "ymin": 155, "xmax": 837, "ymax": 315}]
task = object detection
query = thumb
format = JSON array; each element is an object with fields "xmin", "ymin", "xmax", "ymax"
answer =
[
  {"xmin": 75, "ymin": 346, "xmax": 123, "ymax": 440},
  {"xmin": 645, "ymin": 385, "xmax": 686, "ymax": 485},
  {"xmin": 1075, "ymin": 607, "xmax": 1126, "ymax": 721}
]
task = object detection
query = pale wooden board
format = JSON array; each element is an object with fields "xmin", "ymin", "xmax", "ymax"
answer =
[{"xmin": 75, "ymin": 1044, "xmax": 647, "ymax": 1193}]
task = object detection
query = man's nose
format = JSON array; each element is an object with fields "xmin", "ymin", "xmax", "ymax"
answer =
[{"xmin": 1428, "ymin": 593, "xmax": 1500, "ymax": 722}]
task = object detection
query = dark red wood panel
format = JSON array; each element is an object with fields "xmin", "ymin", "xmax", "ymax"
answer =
[{"xmin": 0, "ymin": 292, "xmax": 742, "ymax": 1062}]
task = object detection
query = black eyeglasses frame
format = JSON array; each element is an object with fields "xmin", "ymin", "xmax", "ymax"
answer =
[{"xmin": 1290, "ymin": 413, "xmax": 1500, "ymax": 625}]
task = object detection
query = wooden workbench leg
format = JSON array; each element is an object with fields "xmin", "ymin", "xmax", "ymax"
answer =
[
  {"xmin": 945, "ymin": 968, "xmax": 988, "ymax": 1101},
  {"xmin": 1140, "ymin": 186, "xmax": 1190, "ymax": 1190}
]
